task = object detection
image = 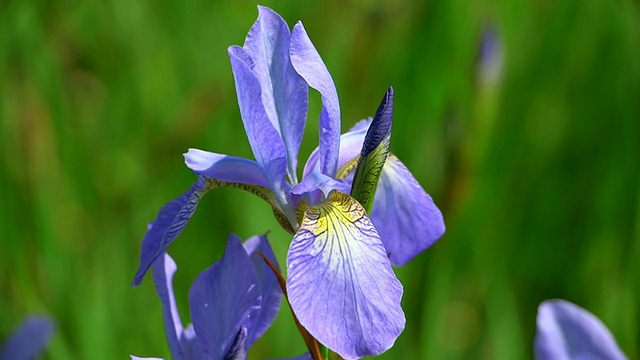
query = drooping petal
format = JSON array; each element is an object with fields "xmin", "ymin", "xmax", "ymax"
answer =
[
  {"xmin": 184, "ymin": 149, "xmax": 269, "ymax": 187},
  {"xmin": 350, "ymin": 88, "xmax": 393, "ymax": 213},
  {"xmin": 151, "ymin": 253, "xmax": 186, "ymax": 360},
  {"xmin": 371, "ymin": 155, "xmax": 445, "ymax": 266},
  {"xmin": 0, "ymin": 316, "xmax": 55, "ymax": 360},
  {"xmin": 242, "ymin": 234, "xmax": 283, "ymax": 347},
  {"xmin": 228, "ymin": 44, "xmax": 290, "ymax": 208},
  {"xmin": 242, "ymin": 6, "xmax": 309, "ymax": 185},
  {"xmin": 287, "ymin": 192, "xmax": 405, "ymax": 359},
  {"xmin": 189, "ymin": 234, "xmax": 262, "ymax": 359},
  {"xmin": 133, "ymin": 176, "xmax": 216, "ymax": 286},
  {"xmin": 290, "ymin": 22, "xmax": 340, "ymax": 178},
  {"xmin": 535, "ymin": 300, "xmax": 627, "ymax": 360}
]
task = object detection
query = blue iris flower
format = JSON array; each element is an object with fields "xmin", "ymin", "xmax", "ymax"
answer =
[
  {"xmin": 132, "ymin": 234, "xmax": 287, "ymax": 360},
  {"xmin": 133, "ymin": 6, "xmax": 444, "ymax": 358},
  {"xmin": 535, "ymin": 299, "xmax": 627, "ymax": 360}
]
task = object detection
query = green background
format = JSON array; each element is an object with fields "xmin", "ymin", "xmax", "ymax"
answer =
[{"xmin": 1, "ymin": 0, "xmax": 638, "ymax": 358}]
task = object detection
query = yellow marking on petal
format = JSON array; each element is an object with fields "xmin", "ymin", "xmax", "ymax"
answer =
[
  {"xmin": 301, "ymin": 192, "xmax": 365, "ymax": 236},
  {"xmin": 297, "ymin": 191, "xmax": 374, "ymax": 270}
]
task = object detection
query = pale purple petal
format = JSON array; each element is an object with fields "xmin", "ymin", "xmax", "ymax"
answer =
[
  {"xmin": 228, "ymin": 45, "xmax": 289, "ymax": 204},
  {"xmin": 242, "ymin": 6, "xmax": 308, "ymax": 184},
  {"xmin": 151, "ymin": 253, "xmax": 184, "ymax": 360},
  {"xmin": 184, "ymin": 149, "xmax": 269, "ymax": 187},
  {"xmin": 242, "ymin": 234, "xmax": 283, "ymax": 347},
  {"xmin": 370, "ymin": 155, "xmax": 445, "ymax": 266},
  {"xmin": 130, "ymin": 356, "xmax": 164, "ymax": 360},
  {"xmin": 133, "ymin": 176, "xmax": 213, "ymax": 286},
  {"xmin": 0, "ymin": 316, "xmax": 54, "ymax": 360},
  {"xmin": 290, "ymin": 22, "xmax": 340, "ymax": 178},
  {"xmin": 287, "ymin": 192, "xmax": 405, "ymax": 359},
  {"xmin": 535, "ymin": 300, "xmax": 627, "ymax": 360},
  {"xmin": 189, "ymin": 234, "xmax": 261, "ymax": 359}
]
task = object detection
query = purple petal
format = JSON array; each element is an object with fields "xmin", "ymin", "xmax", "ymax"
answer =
[
  {"xmin": 287, "ymin": 192, "xmax": 405, "ymax": 359},
  {"xmin": 242, "ymin": 6, "xmax": 309, "ymax": 185},
  {"xmin": 242, "ymin": 234, "xmax": 283, "ymax": 347},
  {"xmin": 0, "ymin": 316, "xmax": 55, "ymax": 360},
  {"xmin": 151, "ymin": 253, "xmax": 185, "ymax": 360},
  {"xmin": 370, "ymin": 155, "xmax": 445, "ymax": 266},
  {"xmin": 189, "ymin": 234, "xmax": 261, "ymax": 359},
  {"xmin": 228, "ymin": 44, "xmax": 289, "ymax": 204},
  {"xmin": 133, "ymin": 176, "xmax": 214, "ymax": 286},
  {"xmin": 184, "ymin": 149, "xmax": 269, "ymax": 187},
  {"xmin": 535, "ymin": 300, "xmax": 627, "ymax": 360},
  {"xmin": 130, "ymin": 356, "xmax": 164, "ymax": 360},
  {"xmin": 290, "ymin": 22, "xmax": 340, "ymax": 178}
]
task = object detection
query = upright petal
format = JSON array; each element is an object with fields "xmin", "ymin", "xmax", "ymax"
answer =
[
  {"xmin": 133, "ymin": 176, "xmax": 216, "ymax": 286},
  {"xmin": 0, "ymin": 316, "xmax": 55, "ymax": 360},
  {"xmin": 535, "ymin": 300, "xmax": 627, "ymax": 360},
  {"xmin": 290, "ymin": 22, "xmax": 340, "ymax": 178},
  {"xmin": 151, "ymin": 253, "xmax": 198, "ymax": 360},
  {"xmin": 189, "ymin": 234, "xmax": 262, "ymax": 359},
  {"xmin": 287, "ymin": 192, "xmax": 405, "ymax": 359},
  {"xmin": 242, "ymin": 234, "xmax": 283, "ymax": 347},
  {"xmin": 228, "ymin": 44, "xmax": 289, "ymax": 207},
  {"xmin": 242, "ymin": 6, "xmax": 309, "ymax": 185},
  {"xmin": 371, "ymin": 155, "xmax": 445, "ymax": 266},
  {"xmin": 184, "ymin": 149, "xmax": 269, "ymax": 188}
]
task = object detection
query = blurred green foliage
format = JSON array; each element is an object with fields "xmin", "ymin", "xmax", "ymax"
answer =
[{"xmin": 1, "ymin": 0, "xmax": 639, "ymax": 358}]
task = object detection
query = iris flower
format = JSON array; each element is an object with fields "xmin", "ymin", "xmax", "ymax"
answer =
[
  {"xmin": 0, "ymin": 316, "xmax": 54, "ymax": 360},
  {"xmin": 132, "ymin": 234, "xmax": 284, "ymax": 360},
  {"xmin": 535, "ymin": 299, "xmax": 627, "ymax": 360},
  {"xmin": 133, "ymin": 6, "xmax": 444, "ymax": 358}
]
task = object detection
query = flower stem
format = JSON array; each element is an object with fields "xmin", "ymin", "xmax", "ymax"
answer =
[{"xmin": 258, "ymin": 252, "xmax": 324, "ymax": 360}]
